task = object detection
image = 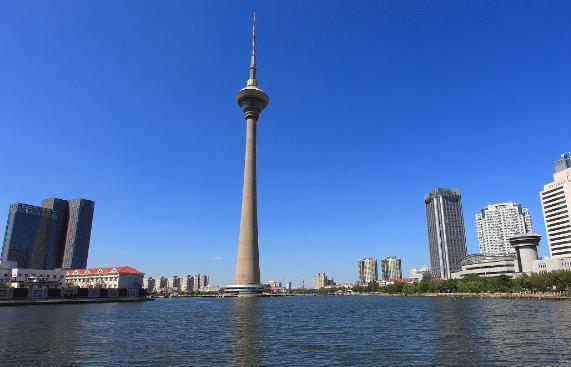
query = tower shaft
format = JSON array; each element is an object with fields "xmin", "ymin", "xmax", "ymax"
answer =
[{"xmin": 234, "ymin": 116, "xmax": 260, "ymax": 284}]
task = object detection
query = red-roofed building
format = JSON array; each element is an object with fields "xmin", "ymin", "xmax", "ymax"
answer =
[{"xmin": 65, "ymin": 266, "xmax": 144, "ymax": 289}]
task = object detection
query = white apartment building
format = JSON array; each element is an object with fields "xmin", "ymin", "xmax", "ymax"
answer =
[
  {"xmin": 381, "ymin": 256, "xmax": 402, "ymax": 280},
  {"xmin": 65, "ymin": 266, "xmax": 144, "ymax": 289},
  {"xmin": 475, "ymin": 202, "xmax": 533, "ymax": 255},
  {"xmin": 540, "ymin": 152, "xmax": 571, "ymax": 258},
  {"xmin": 357, "ymin": 258, "xmax": 378, "ymax": 284}
]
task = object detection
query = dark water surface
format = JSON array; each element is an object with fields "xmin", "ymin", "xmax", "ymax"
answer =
[{"xmin": 0, "ymin": 296, "xmax": 570, "ymax": 366}]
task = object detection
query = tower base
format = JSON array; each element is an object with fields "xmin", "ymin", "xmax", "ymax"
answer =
[{"xmin": 222, "ymin": 284, "xmax": 267, "ymax": 297}]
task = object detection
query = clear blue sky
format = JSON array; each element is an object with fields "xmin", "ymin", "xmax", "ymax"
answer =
[{"xmin": 1, "ymin": 1, "xmax": 570, "ymax": 285}]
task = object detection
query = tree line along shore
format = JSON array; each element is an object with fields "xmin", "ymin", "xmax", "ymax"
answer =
[{"xmin": 292, "ymin": 270, "xmax": 571, "ymax": 297}]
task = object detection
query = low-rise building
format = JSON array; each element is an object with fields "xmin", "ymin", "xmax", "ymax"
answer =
[
  {"xmin": 454, "ymin": 254, "xmax": 516, "ymax": 278},
  {"xmin": 409, "ymin": 266, "xmax": 432, "ymax": 282},
  {"xmin": 267, "ymin": 280, "xmax": 283, "ymax": 289},
  {"xmin": 532, "ymin": 257, "xmax": 571, "ymax": 274},
  {"xmin": 9, "ymin": 268, "xmax": 66, "ymax": 288},
  {"xmin": 65, "ymin": 266, "xmax": 144, "ymax": 289}
]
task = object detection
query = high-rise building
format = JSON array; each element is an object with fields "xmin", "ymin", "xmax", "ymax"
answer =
[
  {"xmin": 475, "ymin": 202, "xmax": 533, "ymax": 255},
  {"xmin": 196, "ymin": 274, "xmax": 208, "ymax": 290},
  {"xmin": 143, "ymin": 277, "xmax": 156, "ymax": 292},
  {"xmin": 314, "ymin": 273, "xmax": 328, "ymax": 289},
  {"xmin": 40, "ymin": 198, "xmax": 70, "ymax": 268},
  {"xmin": 60, "ymin": 199, "xmax": 95, "ymax": 269},
  {"xmin": 180, "ymin": 275, "xmax": 194, "ymax": 292},
  {"xmin": 167, "ymin": 275, "xmax": 180, "ymax": 290},
  {"xmin": 225, "ymin": 13, "xmax": 270, "ymax": 297},
  {"xmin": 357, "ymin": 258, "xmax": 378, "ymax": 284},
  {"xmin": 540, "ymin": 152, "xmax": 571, "ymax": 257},
  {"xmin": 381, "ymin": 256, "xmax": 402, "ymax": 280},
  {"xmin": 1, "ymin": 198, "xmax": 95, "ymax": 270},
  {"xmin": 424, "ymin": 188, "xmax": 468, "ymax": 279},
  {"xmin": 155, "ymin": 276, "xmax": 167, "ymax": 291},
  {"xmin": 1, "ymin": 204, "xmax": 58, "ymax": 269}
]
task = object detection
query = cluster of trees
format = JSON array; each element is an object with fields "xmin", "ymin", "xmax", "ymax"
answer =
[
  {"xmin": 291, "ymin": 287, "xmax": 338, "ymax": 295},
  {"xmin": 354, "ymin": 271, "xmax": 571, "ymax": 295}
]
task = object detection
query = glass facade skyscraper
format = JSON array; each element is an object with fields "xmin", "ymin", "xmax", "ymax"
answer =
[
  {"xmin": 61, "ymin": 199, "xmax": 95, "ymax": 269},
  {"xmin": 40, "ymin": 198, "xmax": 69, "ymax": 268},
  {"xmin": 1, "ymin": 204, "xmax": 58, "ymax": 269},
  {"xmin": 424, "ymin": 188, "xmax": 467, "ymax": 279},
  {"xmin": 1, "ymin": 198, "xmax": 95, "ymax": 270}
]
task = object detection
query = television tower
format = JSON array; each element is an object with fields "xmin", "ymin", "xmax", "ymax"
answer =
[{"xmin": 225, "ymin": 12, "xmax": 269, "ymax": 296}]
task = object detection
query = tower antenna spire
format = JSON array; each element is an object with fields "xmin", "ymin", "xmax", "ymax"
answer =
[{"xmin": 248, "ymin": 11, "xmax": 257, "ymax": 85}]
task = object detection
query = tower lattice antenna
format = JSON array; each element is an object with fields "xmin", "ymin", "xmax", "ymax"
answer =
[{"xmin": 248, "ymin": 11, "xmax": 257, "ymax": 85}]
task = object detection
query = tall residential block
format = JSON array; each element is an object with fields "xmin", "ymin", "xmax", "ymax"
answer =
[
  {"xmin": 540, "ymin": 152, "xmax": 571, "ymax": 257},
  {"xmin": 143, "ymin": 277, "xmax": 156, "ymax": 292},
  {"xmin": 314, "ymin": 273, "xmax": 328, "ymax": 289},
  {"xmin": 1, "ymin": 198, "xmax": 95, "ymax": 270},
  {"xmin": 167, "ymin": 276, "xmax": 180, "ymax": 290},
  {"xmin": 475, "ymin": 202, "xmax": 533, "ymax": 255},
  {"xmin": 1, "ymin": 204, "xmax": 58, "ymax": 269},
  {"xmin": 180, "ymin": 275, "xmax": 194, "ymax": 292},
  {"xmin": 424, "ymin": 188, "xmax": 467, "ymax": 279},
  {"xmin": 357, "ymin": 258, "xmax": 378, "ymax": 284},
  {"xmin": 196, "ymin": 274, "xmax": 208, "ymax": 290},
  {"xmin": 381, "ymin": 256, "xmax": 402, "ymax": 280}
]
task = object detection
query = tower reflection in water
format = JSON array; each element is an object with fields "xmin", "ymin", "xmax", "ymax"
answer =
[{"xmin": 230, "ymin": 298, "xmax": 262, "ymax": 366}]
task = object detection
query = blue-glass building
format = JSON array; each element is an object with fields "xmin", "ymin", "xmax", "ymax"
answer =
[
  {"xmin": 1, "ymin": 198, "xmax": 95, "ymax": 270},
  {"xmin": 1, "ymin": 204, "xmax": 58, "ymax": 269}
]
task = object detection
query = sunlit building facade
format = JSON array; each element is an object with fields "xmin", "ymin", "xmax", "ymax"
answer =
[
  {"xmin": 424, "ymin": 188, "xmax": 467, "ymax": 279},
  {"xmin": 381, "ymin": 256, "xmax": 402, "ymax": 280},
  {"xmin": 475, "ymin": 202, "xmax": 533, "ymax": 255},
  {"xmin": 357, "ymin": 258, "xmax": 378, "ymax": 284},
  {"xmin": 540, "ymin": 152, "xmax": 571, "ymax": 258}
]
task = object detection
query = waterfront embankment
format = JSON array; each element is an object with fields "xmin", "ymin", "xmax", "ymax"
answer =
[
  {"xmin": 0, "ymin": 296, "xmax": 152, "ymax": 306},
  {"xmin": 417, "ymin": 292, "xmax": 569, "ymax": 300}
]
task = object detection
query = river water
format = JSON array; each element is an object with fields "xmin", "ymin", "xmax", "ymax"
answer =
[{"xmin": 0, "ymin": 296, "xmax": 570, "ymax": 366}]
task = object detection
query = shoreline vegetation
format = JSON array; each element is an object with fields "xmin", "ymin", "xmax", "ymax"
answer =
[{"xmin": 293, "ymin": 270, "xmax": 571, "ymax": 300}]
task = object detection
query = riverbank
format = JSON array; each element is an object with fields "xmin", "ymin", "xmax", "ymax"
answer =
[
  {"xmin": 417, "ymin": 292, "xmax": 569, "ymax": 300},
  {"xmin": 0, "ymin": 296, "xmax": 153, "ymax": 307},
  {"xmin": 347, "ymin": 292, "xmax": 569, "ymax": 300}
]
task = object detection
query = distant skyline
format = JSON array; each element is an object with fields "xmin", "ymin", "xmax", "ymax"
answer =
[{"xmin": 1, "ymin": 2, "xmax": 570, "ymax": 285}]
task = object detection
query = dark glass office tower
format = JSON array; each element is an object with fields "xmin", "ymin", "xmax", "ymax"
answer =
[
  {"xmin": 1, "ymin": 198, "xmax": 95, "ymax": 270},
  {"xmin": 41, "ymin": 198, "xmax": 69, "ymax": 268},
  {"xmin": 424, "ymin": 188, "xmax": 467, "ymax": 279},
  {"xmin": 1, "ymin": 204, "xmax": 58, "ymax": 269},
  {"xmin": 61, "ymin": 199, "xmax": 95, "ymax": 269}
]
